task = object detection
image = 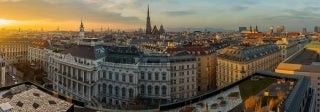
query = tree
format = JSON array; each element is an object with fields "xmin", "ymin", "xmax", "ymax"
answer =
[
  {"xmin": 255, "ymin": 98, "xmax": 263, "ymax": 112},
  {"xmin": 245, "ymin": 96, "xmax": 259, "ymax": 110},
  {"xmin": 277, "ymin": 91, "xmax": 285, "ymax": 101},
  {"xmin": 268, "ymin": 98, "xmax": 277, "ymax": 110}
]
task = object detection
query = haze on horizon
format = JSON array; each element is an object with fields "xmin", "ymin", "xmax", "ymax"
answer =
[{"xmin": 0, "ymin": 0, "xmax": 319, "ymax": 32}]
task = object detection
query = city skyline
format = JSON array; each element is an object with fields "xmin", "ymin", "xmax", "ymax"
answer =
[{"xmin": 0, "ymin": 0, "xmax": 319, "ymax": 31}]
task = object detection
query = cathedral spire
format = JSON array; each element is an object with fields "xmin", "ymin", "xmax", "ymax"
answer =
[{"xmin": 146, "ymin": 4, "xmax": 152, "ymax": 35}]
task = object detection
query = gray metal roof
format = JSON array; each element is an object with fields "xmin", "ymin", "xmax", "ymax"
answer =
[{"xmin": 61, "ymin": 45, "xmax": 106, "ymax": 60}]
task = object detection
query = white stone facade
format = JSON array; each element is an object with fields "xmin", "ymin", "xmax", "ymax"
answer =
[{"xmin": 49, "ymin": 47, "xmax": 197, "ymax": 108}]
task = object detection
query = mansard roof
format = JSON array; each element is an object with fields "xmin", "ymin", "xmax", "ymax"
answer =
[
  {"xmin": 30, "ymin": 39, "xmax": 51, "ymax": 49},
  {"xmin": 61, "ymin": 45, "xmax": 106, "ymax": 60},
  {"xmin": 218, "ymin": 44, "xmax": 280, "ymax": 62}
]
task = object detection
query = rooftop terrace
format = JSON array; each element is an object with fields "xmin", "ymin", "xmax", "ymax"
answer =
[{"xmin": 160, "ymin": 71, "xmax": 312, "ymax": 112}]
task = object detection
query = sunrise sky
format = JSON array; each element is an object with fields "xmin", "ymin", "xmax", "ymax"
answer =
[{"xmin": 0, "ymin": 0, "xmax": 319, "ymax": 31}]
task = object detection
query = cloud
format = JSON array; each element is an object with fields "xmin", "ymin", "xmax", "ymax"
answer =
[
  {"xmin": 164, "ymin": 10, "xmax": 194, "ymax": 17},
  {"xmin": 230, "ymin": 6, "xmax": 249, "ymax": 11},
  {"xmin": 0, "ymin": 0, "xmax": 143, "ymax": 24}
]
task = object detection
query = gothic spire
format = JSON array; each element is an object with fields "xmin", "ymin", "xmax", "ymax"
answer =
[{"xmin": 146, "ymin": 4, "xmax": 152, "ymax": 34}]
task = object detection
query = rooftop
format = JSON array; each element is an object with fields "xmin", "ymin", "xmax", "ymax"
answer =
[
  {"xmin": 61, "ymin": 44, "xmax": 106, "ymax": 60},
  {"xmin": 218, "ymin": 44, "xmax": 280, "ymax": 62},
  {"xmin": 285, "ymin": 49, "xmax": 319, "ymax": 65},
  {"xmin": 160, "ymin": 71, "xmax": 312, "ymax": 112},
  {"xmin": 0, "ymin": 85, "xmax": 73, "ymax": 112}
]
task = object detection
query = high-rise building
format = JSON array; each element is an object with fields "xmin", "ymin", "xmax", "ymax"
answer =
[
  {"xmin": 249, "ymin": 25, "xmax": 252, "ymax": 33},
  {"xmin": 146, "ymin": 5, "xmax": 152, "ymax": 34},
  {"xmin": 314, "ymin": 26, "xmax": 319, "ymax": 33},
  {"xmin": 255, "ymin": 25, "xmax": 258, "ymax": 33},
  {"xmin": 238, "ymin": 27, "xmax": 247, "ymax": 32},
  {"xmin": 302, "ymin": 28, "xmax": 307, "ymax": 33},
  {"xmin": 276, "ymin": 25, "xmax": 285, "ymax": 34}
]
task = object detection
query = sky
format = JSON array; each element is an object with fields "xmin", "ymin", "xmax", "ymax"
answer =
[{"xmin": 0, "ymin": 0, "xmax": 319, "ymax": 32}]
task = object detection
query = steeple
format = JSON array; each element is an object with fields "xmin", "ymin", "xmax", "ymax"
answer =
[
  {"xmin": 146, "ymin": 4, "xmax": 152, "ymax": 35},
  {"xmin": 79, "ymin": 19, "xmax": 85, "ymax": 45}
]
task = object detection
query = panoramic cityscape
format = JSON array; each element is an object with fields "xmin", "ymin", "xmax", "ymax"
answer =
[{"xmin": 0, "ymin": 0, "xmax": 319, "ymax": 112}]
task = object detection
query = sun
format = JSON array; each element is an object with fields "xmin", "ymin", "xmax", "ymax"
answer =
[{"xmin": 0, "ymin": 19, "xmax": 15, "ymax": 26}]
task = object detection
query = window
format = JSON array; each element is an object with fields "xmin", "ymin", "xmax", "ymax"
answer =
[
  {"xmin": 141, "ymin": 85, "xmax": 145, "ymax": 94},
  {"xmin": 148, "ymin": 85, "xmax": 152, "ymax": 95},
  {"xmin": 122, "ymin": 74, "xmax": 126, "ymax": 82},
  {"xmin": 109, "ymin": 71, "xmax": 113, "ymax": 80},
  {"xmin": 108, "ymin": 85, "xmax": 113, "ymax": 95},
  {"xmin": 115, "ymin": 73, "xmax": 119, "ymax": 81},
  {"xmin": 122, "ymin": 88, "xmax": 126, "ymax": 98},
  {"xmin": 155, "ymin": 86, "xmax": 159, "ymax": 95},
  {"xmin": 155, "ymin": 72, "xmax": 159, "ymax": 80},
  {"xmin": 162, "ymin": 86, "xmax": 167, "ymax": 96},
  {"xmin": 103, "ymin": 71, "xmax": 106, "ymax": 79},
  {"xmin": 115, "ymin": 86, "xmax": 119, "ymax": 97},
  {"xmin": 141, "ymin": 72, "xmax": 145, "ymax": 80},
  {"xmin": 148, "ymin": 72, "xmax": 152, "ymax": 80},
  {"xmin": 129, "ymin": 89, "xmax": 134, "ymax": 98},
  {"xmin": 129, "ymin": 75, "xmax": 133, "ymax": 83},
  {"xmin": 162, "ymin": 72, "xmax": 166, "ymax": 80}
]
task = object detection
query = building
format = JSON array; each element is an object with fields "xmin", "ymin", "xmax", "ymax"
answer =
[
  {"xmin": 28, "ymin": 39, "xmax": 53, "ymax": 70},
  {"xmin": 275, "ymin": 36, "xmax": 306, "ymax": 61},
  {"xmin": 166, "ymin": 46, "xmax": 217, "ymax": 93},
  {"xmin": 0, "ymin": 38, "xmax": 29, "ymax": 65},
  {"xmin": 238, "ymin": 27, "xmax": 247, "ymax": 32},
  {"xmin": 52, "ymin": 39, "xmax": 106, "ymax": 102},
  {"xmin": 303, "ymin": 28, "xmax": 307, "ymax": 33},
  {"xmin": 275, "ymin": 41, "xmax": 320, "ymax": 111},
  {"xmin": 146, "ymin": 5, "xmax": 152, "ymax": 35},
  {"xmin": 277, "ymin": 25, "xmax": 285, "ymax": 34},
  {"xmin": 98, "ymin": 46, "xmax": 141, "ymax": 107},
  {"xmin": 314, "ymin": 26, "xmax": 319, "ymax": 33},
  {"xmin": 160, "ymin": 71, "xmax": 315, "ymax": 112},
  {"xmin": 50, "ymin": 38, "xmax": 198, "ymax": 108},
  {"xmin": 216, "ymin": 44, "xmax": 281, "ymax": 88}
]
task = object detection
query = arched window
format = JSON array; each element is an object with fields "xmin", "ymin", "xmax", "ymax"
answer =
[
  {"xmin": 102, "ymin": 84, "xmax": 107, "ymax": 95},
  {"xmin": 122, "ymin": 87, "xmax": 126, "ymax": 98},
  {"xmin": 129, "ymin": 89, "xmax": 134, "ymax": 98},
  {"xmin": 155, "ymin": 86, "xmax": 159, "ymax": 95},
  {"xmin": 115, "ymin": 86, "xmax": 119, "ymax": 97},
  {"xmin": 148, "ymin": 85, "xmax": 152, "ymax": 95},
  {"xmin": 162, "ymin": 86, "xmax": 167, "ymax": 96},
  {"xmin": 98, "ymin": 84, "xmax": 101, "ymax": 93},
  {"xmin": 141, "ymin": 85, "xmax": 145, "ymax": 95},
  {"xmin": 108, "ymin": 85, "xmax": 113, "ymax": 95}
]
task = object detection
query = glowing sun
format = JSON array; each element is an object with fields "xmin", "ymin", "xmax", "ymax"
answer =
[{"xmin": 0, "ymin": 19, "xmax": 15, "ymax": 26}]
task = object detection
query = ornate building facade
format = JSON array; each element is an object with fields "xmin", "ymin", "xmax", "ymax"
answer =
[{"xmin": 216, "ymin": 44, "xmax": 281, "ymax": 88}]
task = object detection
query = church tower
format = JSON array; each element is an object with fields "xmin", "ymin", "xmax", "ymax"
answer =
[
  {"xmin": 146, "ymin": 5, "xmax": 152, "ymax": 34},
  {"xmin": 79, "ymin": 20, "xmax": 85, "ymax": 39}
]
